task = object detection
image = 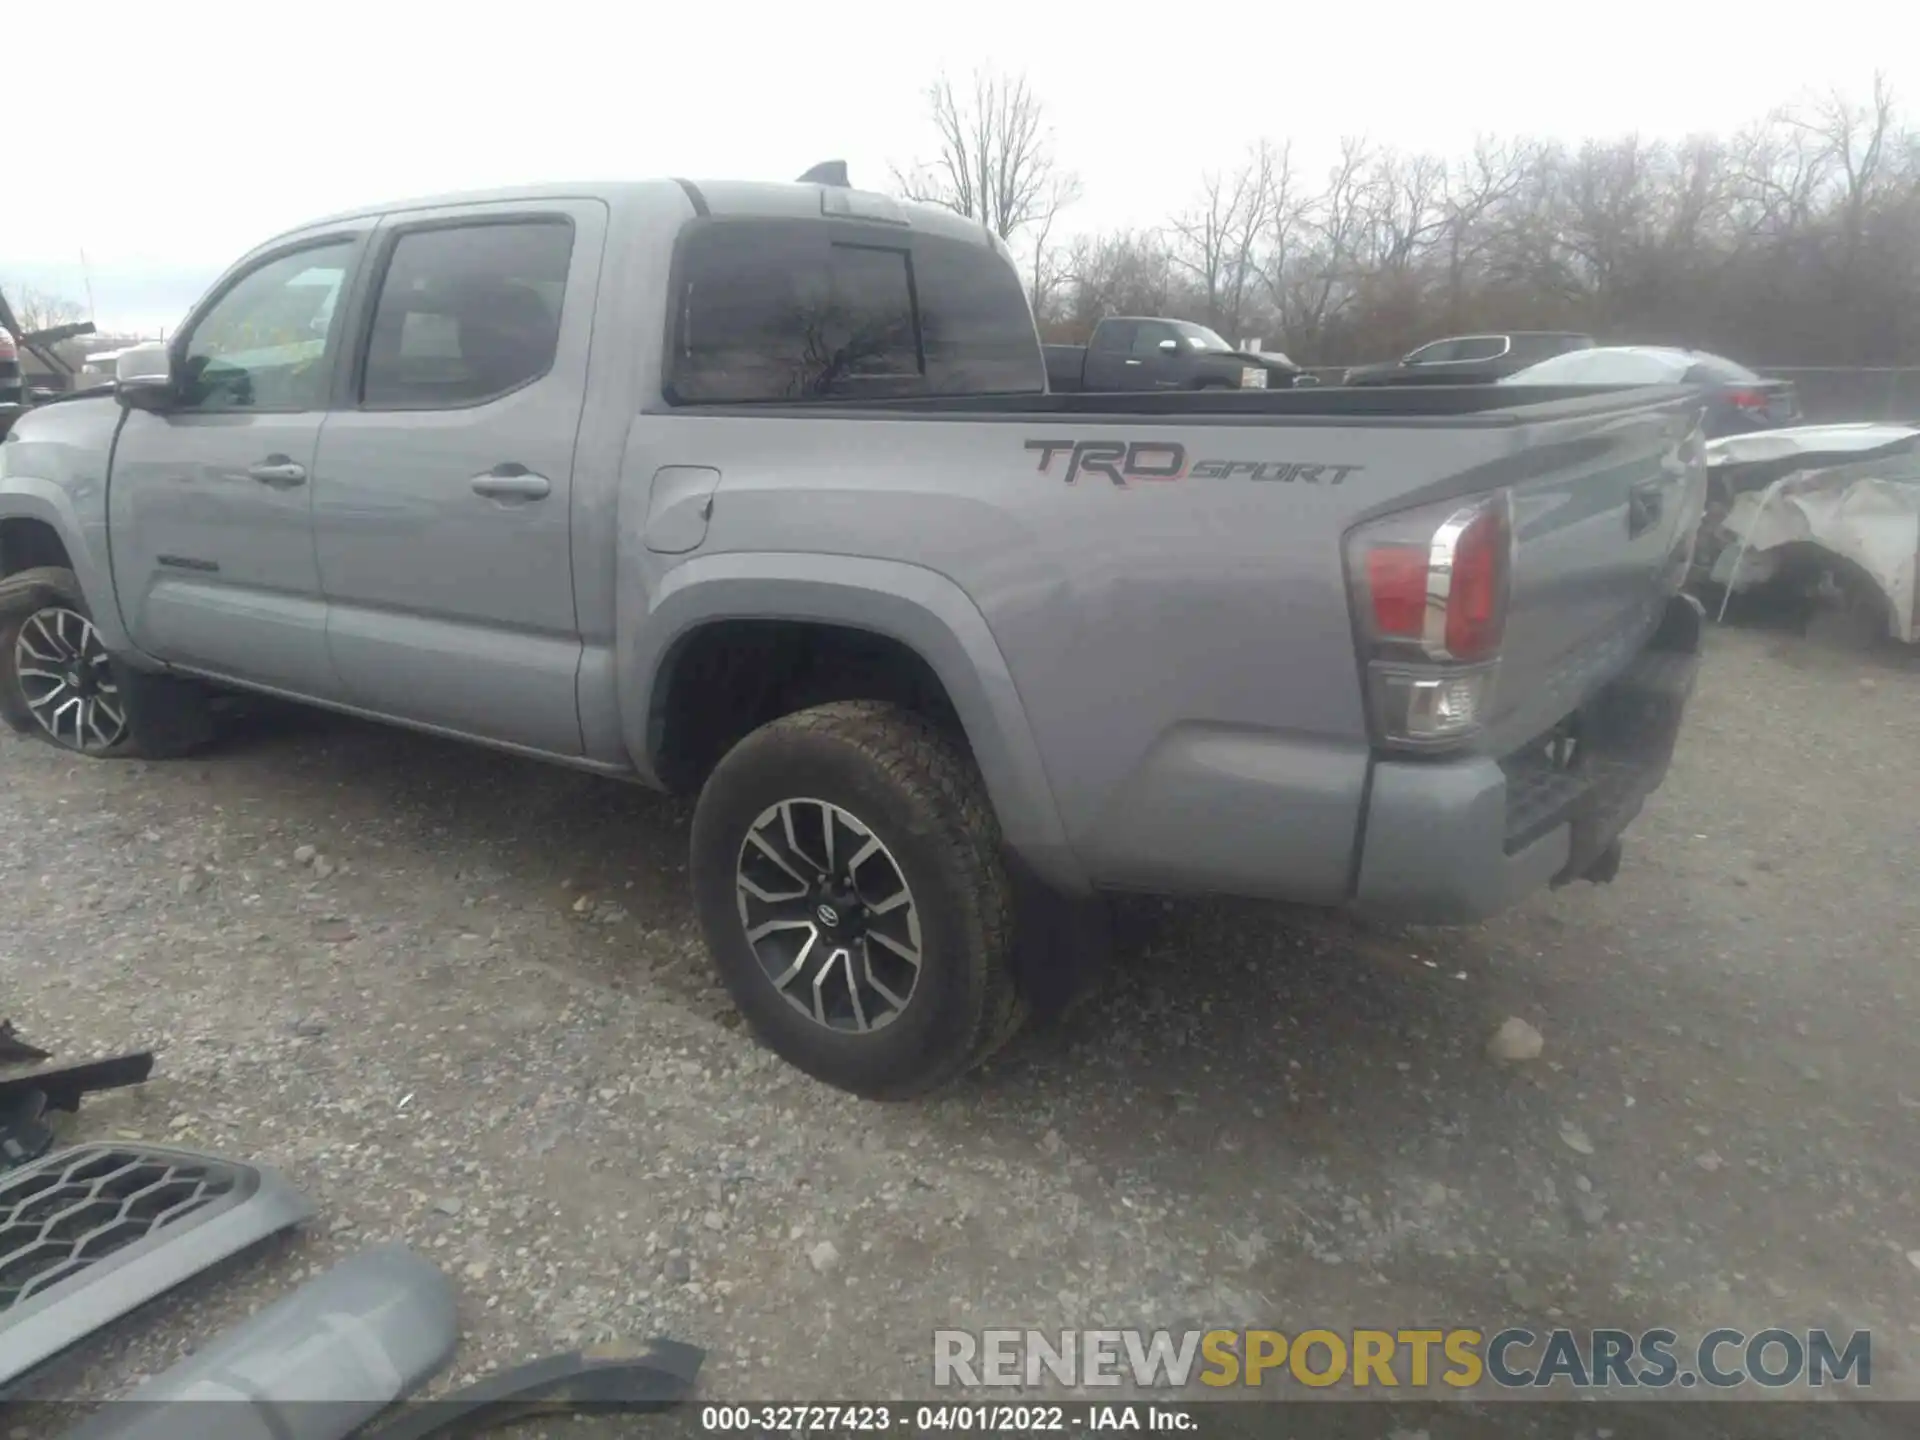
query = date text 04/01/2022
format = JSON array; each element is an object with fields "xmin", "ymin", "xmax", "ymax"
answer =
[{"xmin": 697, "ymin": 1402, "xmax": 1196, "ymax": 1432}]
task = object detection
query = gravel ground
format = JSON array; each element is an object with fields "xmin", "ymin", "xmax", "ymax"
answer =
[{"xmin": 3, "ymin": 622, "xmax": 1919, "ymax": 1421}]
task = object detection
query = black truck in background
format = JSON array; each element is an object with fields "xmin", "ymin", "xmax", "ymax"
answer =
[
  {"xmin": 1342, "ymin": 331, "xmax": 1594, "ymax": 387},
  {"xmin": 1045, "ymin": 316, "xmax": 1304, "ymax": 392}
]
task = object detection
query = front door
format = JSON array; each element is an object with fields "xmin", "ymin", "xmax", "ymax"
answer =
[
  {"xmin": 310, "ymin": 201, "xmax": 605, "ymax": 756},
  {"xmin": 107, "ymin": 232, "xmax": 367, "ymax": 694},
  {"xmin": 1127, "ymin": 320, "xmax": 1185, "ymax": 388}
]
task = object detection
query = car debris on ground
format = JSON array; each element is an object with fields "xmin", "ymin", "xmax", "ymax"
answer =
[
  {"xmin": 1693, "ymin": 422, "xmax": 1920, "ymax": 643},
  {"xmin": 0, "ymin": 1043, "xmax": 156, "ymax": 1171},
  {"xmin": 0, "ymin": 1124, "xmax": 709, "ymax": 1435}
]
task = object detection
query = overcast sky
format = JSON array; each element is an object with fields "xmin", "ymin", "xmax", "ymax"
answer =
[{"xmin": 8, "ymin": 1, "xmax": 1906, "ymax": 334}]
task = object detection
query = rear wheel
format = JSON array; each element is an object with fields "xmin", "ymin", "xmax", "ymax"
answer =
[
  {"xmin": 0, "ymin": 567, "xmax": 211, "ymax": 758},
  {"xmin": 689, "ymin": 700, "xmax": 1025, "ymax": 1100}
]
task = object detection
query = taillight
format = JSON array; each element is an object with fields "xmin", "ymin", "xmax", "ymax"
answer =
[
  {"xmin": 1726, "ymin": 388, "xmax": 1768, "ymax": 411},
  {"xmin": 1442, "ymin": 504, "xmax": 1510, "ymax": 660},
  {"xmin": 1364, "ymin": 546, "xmax": 1428, "ymax": 638},
  {"xmin": 1347, "ymin": 492, "xmax": 1511, "ymax": 749}
]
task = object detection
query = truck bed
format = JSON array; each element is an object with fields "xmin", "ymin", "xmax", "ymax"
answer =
[{"xmin": 666, "ymin": 382, "xmax": 1675, "ymax": 423}]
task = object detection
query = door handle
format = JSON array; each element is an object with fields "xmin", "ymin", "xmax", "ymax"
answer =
[
  {"xmin": 246, "ymin": 458, "xmax": 307, "ymax": 487},
  {"xmin": 470, "ymin": 467, "xmax": 551, "ymax": 502},
  {"xmin": 1123, "ymin": 359, "xmax": 1143, "ymax": 366}
]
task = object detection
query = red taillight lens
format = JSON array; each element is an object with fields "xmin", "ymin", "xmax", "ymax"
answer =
[
  {"xmin": 1355, "ymin": 497, "xmax": 1510, "ymax": 662},
  {"xmin": 1349, "ymin": 492, "xmax": 1510, "ymax": 747},
  {"xmin": 1726, "ymin": 388, "xmax": 1768, "ymax": 411},
  {"xmin": 1443, "ymin": 505, "xmax": 1509, "ymax": 661},
  {"xmin": 1365, "ymin": 545, "xmax": 1428, "ymax": 639}
]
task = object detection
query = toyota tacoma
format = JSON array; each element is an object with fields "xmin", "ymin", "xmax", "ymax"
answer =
[{"xmin": 0, "ymin": 170, "xmax": 1708, "ymax": 1099}]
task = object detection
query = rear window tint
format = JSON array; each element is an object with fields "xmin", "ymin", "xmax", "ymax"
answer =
[{"xmin": 668, "ymin": 219, "xmax": 1043, "ymax": 403}]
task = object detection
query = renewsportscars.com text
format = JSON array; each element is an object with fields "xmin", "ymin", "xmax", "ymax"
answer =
[{"xmin": 933, "ymin": 1327, "xmax": 1871, "ymax": 1391}]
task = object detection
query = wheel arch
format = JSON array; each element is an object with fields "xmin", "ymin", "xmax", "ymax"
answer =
[
  {"xmin": 0, "ymin": 482, "xmax": 132, "ymax": 655},
  {"xmin": 624, "ymin": 552, "xmax": 1085, "ymax": 894}
]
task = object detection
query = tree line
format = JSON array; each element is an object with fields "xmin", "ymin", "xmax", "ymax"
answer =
[{"xmin": 892, "ymin": 72, "xmax": 1920, "ymax": 367}]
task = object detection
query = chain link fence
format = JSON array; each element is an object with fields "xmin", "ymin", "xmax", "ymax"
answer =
[
  {"xmin": 1750, "ymin": 368, "xmax": 1920, "ymax": 423},
  {"xmin": 1291, "ymin": 365, "xmax": 1920, "ymax": 422}
]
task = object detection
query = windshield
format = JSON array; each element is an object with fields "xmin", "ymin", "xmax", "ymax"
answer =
[
  {"xmin": 1171, "ymin": 321, "xmax": 1233, "ymax": 352},
  {"xmin": 1500, "ymin": 348, "xmax": 1695, "ymax": 385}
]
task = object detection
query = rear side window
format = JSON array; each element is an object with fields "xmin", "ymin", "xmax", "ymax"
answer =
[
  {"xmin": 1450, "ymin": 337, "xmax": 1509, "ymax": 362},
  {"xmin": 669, "ymin": 220, "xmax": 1043, "ymax": 403},
  {"xmin": 1091, "ymin": 321, "xmax": 1136, "ymax": 353},
  {"xmin": 361, "ymin": 219, "xmax": 572, "ymax": 409}
]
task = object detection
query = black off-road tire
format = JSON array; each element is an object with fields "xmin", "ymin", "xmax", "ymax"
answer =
[
  {"xmin": 0, "ymin": 566, "xmax": 212, "ymax": 758},
  {"xmin": 689, "ymin": 700, "xmax": 1026, "ymax": 1100}
]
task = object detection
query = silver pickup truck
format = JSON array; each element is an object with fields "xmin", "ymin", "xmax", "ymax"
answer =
[{"xmin": 0, "ymin": 171, "xmax": 1709, "ymax": 1099}]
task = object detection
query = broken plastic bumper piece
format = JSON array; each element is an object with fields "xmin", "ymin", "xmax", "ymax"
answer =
[{"xmin": 57, "ymin": 1243, "xmax": 458, "ymax": 1440}]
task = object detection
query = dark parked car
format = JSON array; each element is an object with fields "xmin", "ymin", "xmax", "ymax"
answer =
[
  {"xmin": 1498, "ymin": 346, "xmax": 1799, "ymax": 437},
  {"xmin": 1343, "ymin": 332, "xmax": 1595, "ymax": 387},
  {"xmin": 1045, "ymin": 317, "xmax": 1302, "ymax": 392},
  {"xmin": 0, "ymin": 330, "xmax": 21, "ymax": 416}
]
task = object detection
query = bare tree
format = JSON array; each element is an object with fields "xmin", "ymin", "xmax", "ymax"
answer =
[
  {"xmin": 893, "ymin": 68, "xmax": 1081, "ymax": 243},
  {"xmin": 1004, "ymin": 74, "xmax": 1919, "ymax": 368},
  {"xmin": 1059, "ymin": 231, "xmax": 1177, "ymax": 333},
  {"xmin": 1025, "ymin": 174, "xmax": 1080, "ymax": 322},
  {"xmin": 1435, "ymin": 137, "xmax": 1532, "ymax": 326},
  {"xmin": 1266, "ymin": 137, "xmax": 1375, "ymax": 350},
  {"xmin": 1167, "ymin": 143, "xmax": 1277, "ymax": 339},
  {"xmin": 2, "ymin": 285, "xmax": 85, "ymax": 338}
]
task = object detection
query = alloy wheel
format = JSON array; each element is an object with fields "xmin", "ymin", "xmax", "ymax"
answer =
[
  {"xmin": 734, "ymin": 798, "xmax": 923, "ymax": 1033},
  {"xmin": 12, "ymin": 607, "xmax": 129, "ymax": 753}
]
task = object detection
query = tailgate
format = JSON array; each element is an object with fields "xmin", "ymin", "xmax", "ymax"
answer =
[{"xmin": 1484, "ymin": 398, "xmax": 1708, "ymax": 753}]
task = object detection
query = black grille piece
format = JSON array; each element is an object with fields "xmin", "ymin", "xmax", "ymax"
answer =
[
  {"xmin": 0, "ymin": 1143, "xmax": 310, "ymax": 1387},
  {"xmin": 0, "ymin": 1148, "xmax": 243, "ymax": 1312}
]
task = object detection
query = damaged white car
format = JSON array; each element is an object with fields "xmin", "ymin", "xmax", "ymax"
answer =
[{"xmin": 1693, "ymin": 423, "xmax": 1920, "ymax": 645}]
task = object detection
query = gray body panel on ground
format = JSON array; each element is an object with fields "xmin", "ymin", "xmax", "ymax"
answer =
[{"xmin": 56, "ymin": 1243, "xmax": 456, "ymax": 1440}]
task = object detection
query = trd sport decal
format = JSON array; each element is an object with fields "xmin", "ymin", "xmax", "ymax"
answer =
[{"xmin": 1024, "ymin": 439, "xmax": 1362, "ymax": 488}]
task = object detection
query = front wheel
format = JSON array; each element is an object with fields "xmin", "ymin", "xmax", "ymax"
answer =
[
  {"xmin": 0, "ymin": 567, "xmax": 211, "ymax": 758},
  {"xmin": 689, "ymin": 700, "xmax": 1026, "ymax": 1100}
]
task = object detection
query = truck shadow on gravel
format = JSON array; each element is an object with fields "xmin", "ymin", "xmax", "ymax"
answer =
[
  {"xmin": 203, "ymin": 704, "xmax": 1580, "ymax": 1193},
  {"xmin": 204, "ymin": 704, "xmax": 1511, "ymax": 1117}
]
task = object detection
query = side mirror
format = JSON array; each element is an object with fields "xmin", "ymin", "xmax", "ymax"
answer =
[
  {"xmin": 114, "ymin": 343, "xmax": 176, "ymax": 412},
  {"xmin": 1157, "ymin": 339, "xmax": 1180, "ymax": 355}
]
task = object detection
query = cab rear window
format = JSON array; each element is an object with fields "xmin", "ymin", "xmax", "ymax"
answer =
[{"xmin": 666, "ymin": 219, "xmax": 1044, "ymax": 403}]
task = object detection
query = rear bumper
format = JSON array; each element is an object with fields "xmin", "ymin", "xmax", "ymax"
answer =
[{"xmin": 1351, "ymin": 593, "xmax": 1703, "ymax": 924}]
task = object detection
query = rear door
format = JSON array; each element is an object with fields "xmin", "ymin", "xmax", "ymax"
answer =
[
  {"xmin": 310, "ymin": 199, "xmax": 606, "ymax": 755},
  {"xmin": 107, "ymin": 229, "xmax": 369, "ymax": 694}
]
